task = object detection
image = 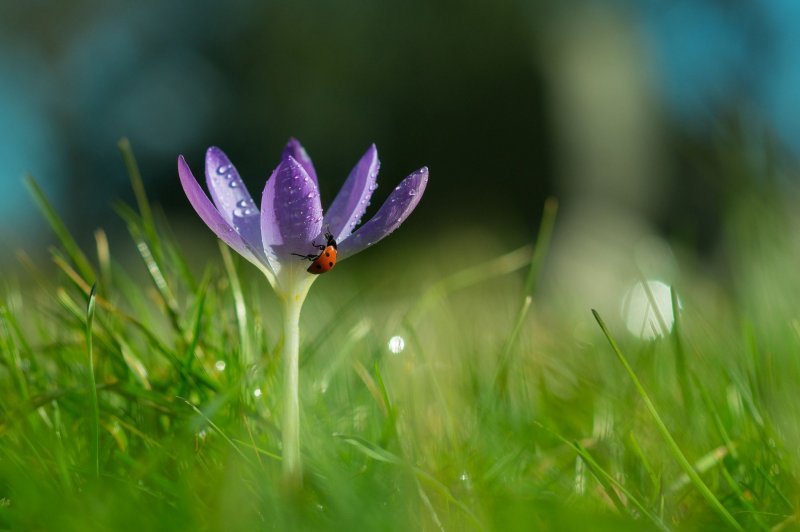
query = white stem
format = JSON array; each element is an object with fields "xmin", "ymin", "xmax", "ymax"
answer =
[{"xmin": 276, "ymin": 267, "xmax": 314, "ymax": 490}]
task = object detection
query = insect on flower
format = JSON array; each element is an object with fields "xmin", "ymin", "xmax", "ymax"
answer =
[
  {"xmin": 291, "ymin": 230, "xmax": 338, "ymax": 274},
  {"xmin": 177, "ymin": 138, "xmax": 428, "ymax": 290}
]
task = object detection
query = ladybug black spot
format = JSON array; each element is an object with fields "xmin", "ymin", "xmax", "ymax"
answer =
[
  {"xmin": 325, "ymin": 252, "xmax": 330, "ymax": 257},
  {"xmin": 315, "ymin": 264, "xmax": 322, "ymax": 270},
  {"xmin": 328, "ymin": 262, "xmax": 334, "ymax": 267}
]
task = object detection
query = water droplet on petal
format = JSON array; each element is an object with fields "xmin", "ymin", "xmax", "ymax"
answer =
[
  {"xmin": 237, "ymin": 199, "xmax": 248, "ymax": 207},
  {"xmin": 216, "ymin": 165, "xmax": 230, "ymax": 175},
  {"xmin": 306, "ymin": 192, "xmax": 315, "ymax": 199},
  {"xmin": 229, "ymin": 181, "xmax": 239, "ymax": 188},
  {"xmin": 408, "ymin": 190, "xmax": 416, "ymax": 196}
]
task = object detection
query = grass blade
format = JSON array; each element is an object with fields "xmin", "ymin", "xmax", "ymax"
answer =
[
  {"xmin": 494, "ymin": 295, "xmax": 532, "ymax": 394},
  {"xmin": 522, "ymin": 197, "xmax": 558, "ymax": 296},
  {"xmin": 25, "ymin": 175, "xmax": 96, "ymax": 283},
  {"xmin": 220, "ymin": 243, "xmax": 251, "ymax": 366},
  {"xmin": 86, "ymin": 283, "xmax": 100, "ymax": 479},
  {"xmin": 118, "ymin": 138, "xmax": 159, "ymax": 251},
  {"xmin": 592, "ymin": 309, "xmax": 743, "ymax": 531}
]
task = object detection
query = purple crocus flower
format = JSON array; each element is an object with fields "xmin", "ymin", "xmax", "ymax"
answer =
[
  {"xmin": 177, "ymin": 138, "xmax": 428, "ymax": 287},
  {"xmin": 176, "ymin": 138, "xmax": 427, "ymax": 488}
]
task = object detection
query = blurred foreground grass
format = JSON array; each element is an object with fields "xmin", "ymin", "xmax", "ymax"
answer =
[{"xmin": 2, "ymin": 145, "xmax": 800, "ymax": 531}]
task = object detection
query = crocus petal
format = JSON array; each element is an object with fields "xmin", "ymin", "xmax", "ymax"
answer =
[
  {"xmin": 281, "ymin": 138, "xmax": 318, "ymax": 187},
  {"xmin": 323, "ymin": 144, "xmax": 380, "ymax": 242},
  {"xmin": 337, "ymin": 167, "xmax": 428, "ymax": 260},
  {"xmin": 204, "ymin": 147, "xmax": 263, "ymax": 254},
  {"xmin": 261, "ymin": 156, "xmax": 323, "ymax": 260},
  {"xmin": 178, "ymin": 156, "xmax": 266, "ymax": 269}
]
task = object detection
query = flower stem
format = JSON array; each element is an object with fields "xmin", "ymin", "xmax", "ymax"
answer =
[{"xmin": 280, "ymin": 280, "xmax": 310, "ymax": 490}]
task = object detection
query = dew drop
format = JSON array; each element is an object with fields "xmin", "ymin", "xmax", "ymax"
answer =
[
  {"xmin": 229, "ymin": 181, "xmax": 239, "ymax": 188},
  {"xmin": 306, "ymin": 192, "xmax": 315, "ymax": 199},
  {"xmin": 216, "ymin": 165, "xmax": 230, "ymax": 175},
  {"xmin": 408, "ymin": 190, "xmax": 416, "ymax": 196},
  {"xmin": 215, "ymin": 360, "xmax": 226, "ymax": 371},
  {"xmin": 237, "ymin": 199, "xmax": 249, "ymax": 207},
  {"xmin": 387, "ymin": 335, "xmax": 405, "ymax": 354},
  {"xmin": 395, "ymin": 185, "xmax": 401, "ymax": 191},
  {"xmin": 253, "ymin": 388, "xmax": 263, "ymax": 398}
]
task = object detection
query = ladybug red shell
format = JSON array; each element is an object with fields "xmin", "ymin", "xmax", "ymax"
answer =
[
  {"xmin": 292, "ymin": 232, "xmax": 338, "ymax": 275},
  {"xmin": 308, "ymin": 244, "xmax": 337, "ymax": 274}
]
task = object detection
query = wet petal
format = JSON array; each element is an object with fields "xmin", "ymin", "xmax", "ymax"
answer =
[
  {"xmin": 177, "ymin": 156, "xmax": 266, "ymax": 269},
  {"xmin": 281, "ymin": 138, "xmax": 318, "ymax": 187},
  {"xmin": 324, "ymin": 144, "xmax": 380, "ymax": 242},
  {"xmin": 261, "ymin": 155, "xmax": 323, "ymax": 260},
  {"xmin": 337, "ymin": 167, "xmax": 428, "ymax": 260},
  {"xmin": 204, "ymin": 147, "xmax": 263, "ymax": 253}
]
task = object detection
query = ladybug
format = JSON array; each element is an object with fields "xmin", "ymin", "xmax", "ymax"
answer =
[{"xmin": 292, "ymin": 231, "xmax": 338, "ymax": 274}]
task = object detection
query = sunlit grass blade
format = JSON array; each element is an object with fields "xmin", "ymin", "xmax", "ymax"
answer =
[
  {"xmin": 24, "ymin": 175, "xmax": 96, "ymax": 284},
  {"xmin": 494, "ymin": 295, "xmax": 532, "ymax": 395},
  {"xmin": 94, "ymin": 229, "xmax": 112, "ymax": 289},
  {"xmin": 668, "ymin": 444, "xmax": 732, "ymax": 493},
  {"xmin": 124, "ymin": 217, "xmax": 181, "ymax": 329},
  {"xmin": 118, "ymin": 138, "xmax": 159, "ymax": 253},
  {"xmin": 220, "ymin": 243, "xmax": 251, "ymax": 367},
  {"xmin": 592, "ymin": 309, "xmax": 743, "ymax": 531},
  {"xmin": 522, "ymin": 197, "xmax": 558, "ymax": 296},
  {"xmin": 86, "ymin": 283, "xmax": 100, "ymax": 480},
  {"xmin": 665, "ymin": 287, "xmax": 694, "ymax": 416}
]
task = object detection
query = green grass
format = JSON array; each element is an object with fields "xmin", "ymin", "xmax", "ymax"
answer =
[{"xmin": 1, "ymin": 145, "xmax": 800, "ymax": 531}]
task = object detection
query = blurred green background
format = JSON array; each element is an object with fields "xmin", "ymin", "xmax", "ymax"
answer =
[{"xmin": 3, "ymin": 0, "xmax": 799, "ymax": 261}]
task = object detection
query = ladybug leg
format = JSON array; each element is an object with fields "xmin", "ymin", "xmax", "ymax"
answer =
[
  {"xmin": 291, "ymin": 253, "xmax": 317, "ymax": 262},
  {"xmin": 311, "ymin": 239, "xmax": 326, "ymax": 250}
]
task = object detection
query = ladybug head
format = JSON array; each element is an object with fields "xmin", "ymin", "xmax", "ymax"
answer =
[{"xmin": 324, "ymin": 230, "xmax": 337, "ymax": 249}]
